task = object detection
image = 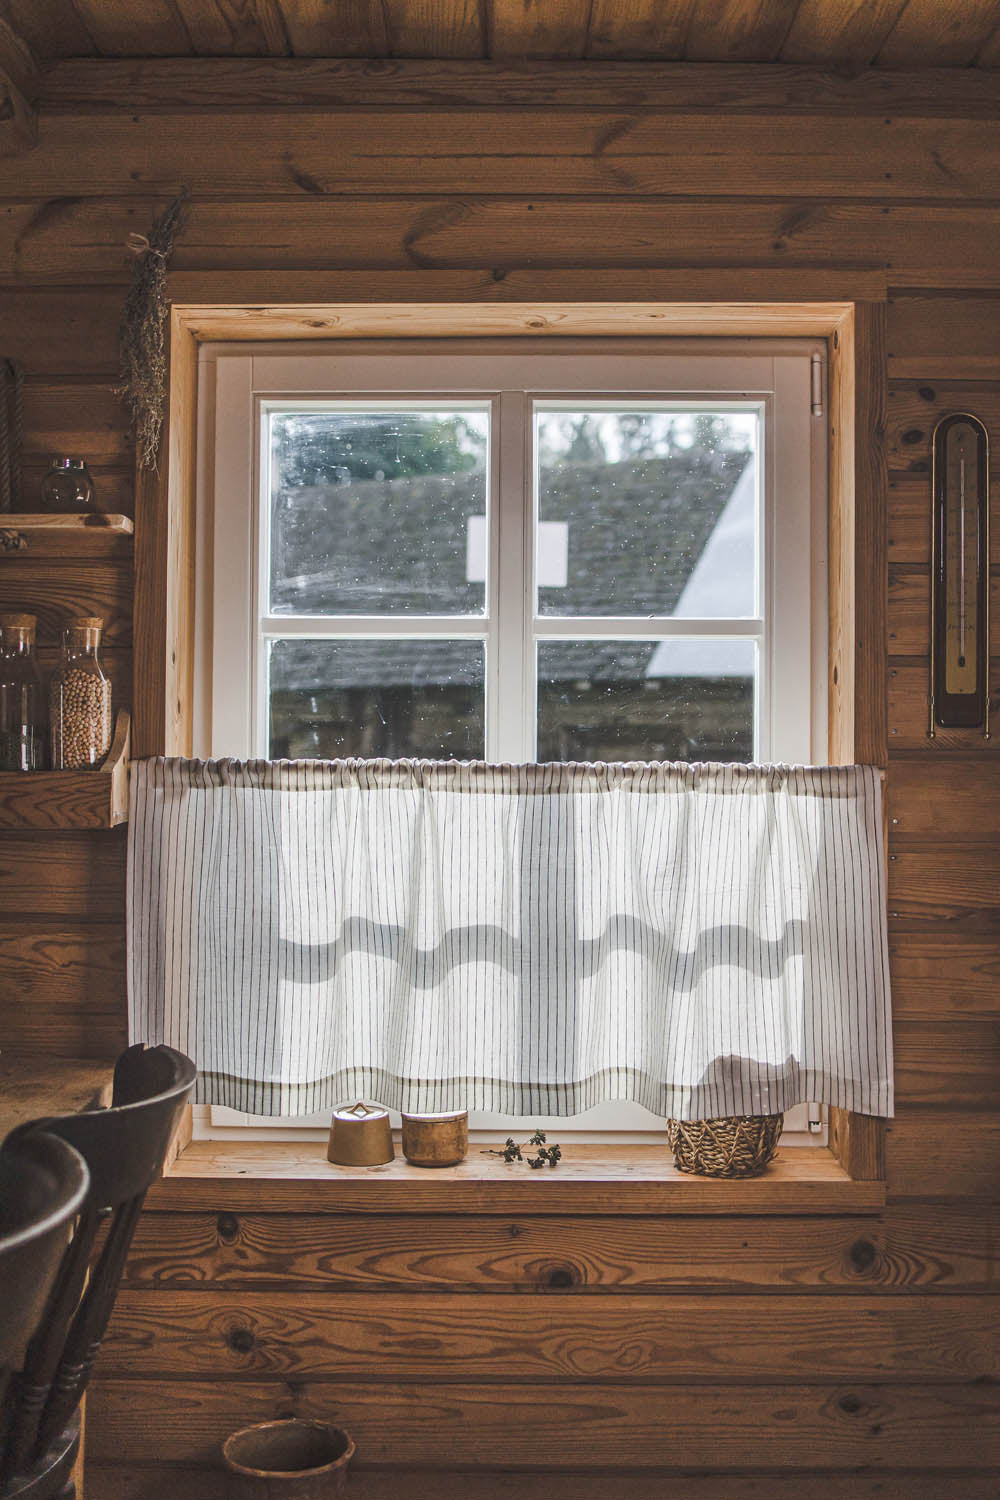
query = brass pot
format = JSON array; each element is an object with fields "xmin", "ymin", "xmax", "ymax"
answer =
[
  {"xmin": 401, "ymin": 1109, "xmax": 469, "ymax": 1167},
  {"xmin": 327, "ymin": 1102, "xmax": 394, "ymax": 1166}
]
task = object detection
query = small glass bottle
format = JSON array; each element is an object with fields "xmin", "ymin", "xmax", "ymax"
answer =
[
  {"xmin": 0, "ymin": 613, "xmax": 46, "ymax": 771},
  {"xmin": 40, "ymin": 458, "xmax": 96, "ymax": 514},
  {"xmin": 50, "ymin": 617, "xmax": 112, "ymax": 770}
]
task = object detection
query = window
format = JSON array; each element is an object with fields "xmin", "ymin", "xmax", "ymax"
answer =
[{"xmin": 196, "ymin": 338, "xmax": 827, "ymax": 1144}]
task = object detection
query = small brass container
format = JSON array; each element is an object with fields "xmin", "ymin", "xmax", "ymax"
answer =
[
  {"xmin": 401, "ymin": 1109, "xmax": 469, "ymax": 1168},
  {"xmin": 327, "ymin": 1102, "xmax": 395, "ymax": 1167}
]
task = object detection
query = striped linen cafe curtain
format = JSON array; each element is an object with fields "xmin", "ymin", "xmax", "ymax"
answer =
[{"xmin": 127, "ymin": 758, "xmax": 893, "ymax": 1119}]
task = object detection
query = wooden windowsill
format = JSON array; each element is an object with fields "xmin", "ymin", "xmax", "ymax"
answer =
[{"xmin": 149, "ymin": 1139, "xmax": 884, "ymax": 1215}]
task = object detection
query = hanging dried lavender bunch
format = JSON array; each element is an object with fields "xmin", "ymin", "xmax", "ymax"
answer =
[{"xmin": 117, "ymin": 188, "xmax": 189, "ymax": 472}]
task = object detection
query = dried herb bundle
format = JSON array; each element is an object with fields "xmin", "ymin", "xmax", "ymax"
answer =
[
  {"xmin": 0, "ymin": 358, "xmax": 24, "ymax": 511},
  {"xmin": 118, "ymin": 189, "xmax": 188, "ymax": 472}
]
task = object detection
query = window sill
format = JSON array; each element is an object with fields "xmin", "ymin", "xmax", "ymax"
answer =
[{"xmin": 149, "ymin": 1140, "xmax": 884, "ymax": 1215}]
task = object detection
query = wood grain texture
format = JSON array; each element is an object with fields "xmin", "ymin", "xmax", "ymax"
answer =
[
  {"xmin": 587, "ymin": 0, "xmax": 696, "ymax": 59},
  {"xmin": 147, "ymin": 1141, "xmax": 883, "ymax": 1215},
  {"xmin": 19, "ymin": 378, "xmax": 131, "ymax": 464},
  {"xmin": 888, "ymin": 657, "xmax": 1000, "ymax": 747},
  {"xmin": 780, "ymin": 0, "xmax": 907, "ymax": 69},
  {"xmin": 35, "ymin": 58, "xmax": 1000, "ymax": 114},
  {"xmin": 82, "ymin": 1377, "xmax": 1000, "ymax": 1469},
  {"xmin": 2, "ymin": 112, "xmax": 998, "ymax": 201},
  {"xmin": 122, "ymin": 1204, "xmax": 993, "ymax": 1293},
  {"xmin": 888, "ymin": 761, "xmax": 1000, "ymax": 833},
  {"xmin": 0, "ymin": 765, "xmax": 124, "ymax": 830},
  {"xmin": 0, "ymin": 829, "xmax": 126, "ymax": 917},
  {"xmin": 386, "ymin": 0, "xmax": 482, "ymax": 58},
  {"xmin": 888, "ymin": 843, "xmax": 1000, "ymax": 927},
  {"xmin": 169, "ymin": 276, "xmax": 877, "ymax": 321},
  {"xmin": 0, "ymin": 14, "xmax": 39, "ymax": 102},
  {"xmin": 888, "ymin": 926, "xmax": 1000, "ymax": 1015},
  {"xmin": 887, "ymin": 381, "xmax": 1000, "ymax": 478},
  {"xmin": 685, "ymin": 0, "xmax": 802, "ymax": 63},
  {"xmin": 11, "ymin": 197, "xmax": 1000, "ymax": 288},
  {"xmin": 888, "ymin": 294, "xmax": 1000, "ymax": 378},
  {"xmin": 0, "ymin": 917, "xmax": 126, "ymax": 1054},
  {"xmin": 0, "ymin": 511, "xmax": 132, "ymax": 557},
  {"xmin": 828, "ymin": 1108, "xmax": 884, "ymax": 1183},
  {"xmin": 490, "ymin": 0, "xmax": 590, "ymax": 60},
  {"xmin": 101, "ymin": 1290, "xmax": 998, "ymax": 1381},
  {"xmin": 172, "ymin": 0, "xmax": 290, "ymax": 56},
  {"xmin": 0, "ymin": 558, "xmax": 132, "ymax": 644},
  {"xmin": 888, "ymin": 567, "xmax": 1000, "ymax": 657},
  {"xmin": 892, "ymin": 1019, "xmax": 1000, "ymax": 1109},
  {"xmin": 278, "ymin": 0, "xmax": 388, "ymax": 56},
  {"xmin": 0, "ymin": 288, "xmax": 122, "ymax": 372},
  {"xmin": 0, "ymin": 55, "xmax": 36, "ymax": 154},
  {"xmin": 886, "ymin": 1109, "xmax": 1000, "ymax": 1198},
  {"xmin": 82, "ymin": 1466, "xmax": 1000, "ymax": 1500},
  {"xmin": 0, "ymin": 1, "xmax": 94, "ymax": 60},
  {"xmin": 876, "ymin": 0, "xmax": 1000, "ymax": 69},
  {"xmin": 68, "ymin": 0, "xmax": 193, "ymax": 57},
  {"xmin": 888, "ymin": 478, "xmax": 1000, "ymax": 568},
  {"xmin": 0, "ymin": 1052, "xmax": 111, "ymax": 1135},
  {"xmin": 0, "ymin": 707, "xmax": 128, "ymax": 829},
  {"xmin": 850, "ymin": 300, "xmax": 889, "ymax": 767}
]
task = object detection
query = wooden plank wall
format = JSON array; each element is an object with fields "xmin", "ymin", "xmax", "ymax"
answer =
[{"xmin": 0, "ymin": 64, "xmax": 996, "ymax": 1497}]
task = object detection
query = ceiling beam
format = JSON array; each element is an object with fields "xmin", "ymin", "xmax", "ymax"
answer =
[
  {"xmin": 0, "ymin": 14, "xmax": 38, "ymax": 154},
  {"xmin": 34, "ymin": 57, "xmax": 1000, "ymax": 119}
]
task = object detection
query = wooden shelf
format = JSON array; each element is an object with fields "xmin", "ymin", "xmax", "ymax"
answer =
[
  {"xmin": 0, "ymin": 709, "xmax": 131, "ymax": 829},
  {"xmin": 0, "ymin": 513, "xmax": 133, "ymax": 558}
]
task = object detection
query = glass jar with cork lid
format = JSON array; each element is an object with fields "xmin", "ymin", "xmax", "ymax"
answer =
[
  {"xmin": 0, "ymin": 613, "xmax": 46, "ymax": 771},
  {"xmin": 50, "ymin": 616, "xmax": 112, "ymax": 770}
]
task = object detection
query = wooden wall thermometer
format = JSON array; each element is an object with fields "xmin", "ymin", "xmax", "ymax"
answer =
[{"xmin": 930, "ymin": 413, "xmax": 991, "ymax": 737}]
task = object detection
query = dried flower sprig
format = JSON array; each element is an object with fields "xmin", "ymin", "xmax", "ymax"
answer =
[
  {"xmin": 486, "ymin": 1129, "xmax": 562, "ymax": 1169},
  {"xmin": 117, "ymin": 188, "xmax": 189, "ymax": 472}
]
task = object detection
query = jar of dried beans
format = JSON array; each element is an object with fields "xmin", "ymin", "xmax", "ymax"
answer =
[
  {"xmin": 0, "ymin": 613, "xmax": 46, "ymax": 771},
  {"xmin": 50, "ymin": 616, "xmax": 112, "ymax": 769}
]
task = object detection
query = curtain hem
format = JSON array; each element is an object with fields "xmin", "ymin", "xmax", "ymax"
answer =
[{"xmin": 195, "ymin": 1064, "xmax": 893, "ymax": 1121}]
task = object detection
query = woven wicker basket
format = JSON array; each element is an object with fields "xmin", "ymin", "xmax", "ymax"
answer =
[{"xmin": 666, "ymin": 1113, "xmax": 783, "ymax": 1178}]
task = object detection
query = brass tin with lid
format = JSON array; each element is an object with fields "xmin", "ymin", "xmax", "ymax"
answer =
[
  {"xmin": 326, "ymin": 1102, "xmax": 394, "ymax": 1167},
  {"xmin": 401, "ymin": 1109, "xmax": 469, "ymax": 1168}
]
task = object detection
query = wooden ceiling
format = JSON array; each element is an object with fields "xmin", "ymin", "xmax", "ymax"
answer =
[{"xmin": 3, "ymin": 0, "xmax": 1000, "ymax": 69}]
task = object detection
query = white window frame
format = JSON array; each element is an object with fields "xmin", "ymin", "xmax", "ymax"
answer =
[{"xmin": 194, "ymin": 337, "xmax": 828, "ymax": 1146}]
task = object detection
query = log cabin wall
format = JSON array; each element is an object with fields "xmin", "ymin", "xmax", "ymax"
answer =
[{"xmin": 0, "ymin": 59, "xmax": 997, "ymax": 1497}]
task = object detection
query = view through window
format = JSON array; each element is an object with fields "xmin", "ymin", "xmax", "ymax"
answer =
[{"xmin": 264, "ymin": 404, "xmax": 761, "ymax": 766}]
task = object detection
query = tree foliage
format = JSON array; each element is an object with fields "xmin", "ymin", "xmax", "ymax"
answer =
[{"xmin": 273, "ymin": 412, "xmax": 484, "ymax": 488}]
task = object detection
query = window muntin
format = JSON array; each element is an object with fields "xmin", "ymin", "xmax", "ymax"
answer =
[{"xmin": 198, "ymin": 339, "xmax": 826, "ymax": 1144}]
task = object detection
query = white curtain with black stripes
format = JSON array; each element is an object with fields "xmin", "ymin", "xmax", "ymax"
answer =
[{"xmin": 127, "ymin": 758, "xmax": 893, "ymax": 1119}]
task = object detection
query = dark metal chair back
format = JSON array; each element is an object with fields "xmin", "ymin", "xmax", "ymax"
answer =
[
  {"xmin": 0, "ymin": 1133, "xmax": 89, "ymax": 1426},
  {"xmin": 0, "ymin": 1045, "xmax": 195, "ymax": 1487}
]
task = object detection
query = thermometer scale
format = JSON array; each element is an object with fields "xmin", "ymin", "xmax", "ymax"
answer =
[{"xmin": 930, "ymin": 413, "xmax": 990, "ymax": 736}]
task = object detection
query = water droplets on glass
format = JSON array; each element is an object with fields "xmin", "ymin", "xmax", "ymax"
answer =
[
  {"xmin": 535, "ymin": 408, "xmax": 758, "ymax": 618},
  {"xmin": 269, "ymin": 639, "xmax": 485, "ymax": 761},
  {"xmin": 269, "ymin": 409, "xmax": 489, "ymax": 616},
  {"xmin": 537, "ymin": 639, "xmax": 756, "ymax": 764}
]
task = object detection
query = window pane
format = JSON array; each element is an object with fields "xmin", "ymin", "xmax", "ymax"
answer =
[
  {"xmin": 268, "ymin": 639, "xmax": 485, "ymax": 760},
  {"xmin": 268, "ymin": 409, "xmax": 489, "ymax": 616},
  {"xmin": 537, "ymin": 640, "xmax": 756, "ymax": 763},
  {"xmin": 535, "ymin": 408, "xmax": 757, "ymax": 618}
]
